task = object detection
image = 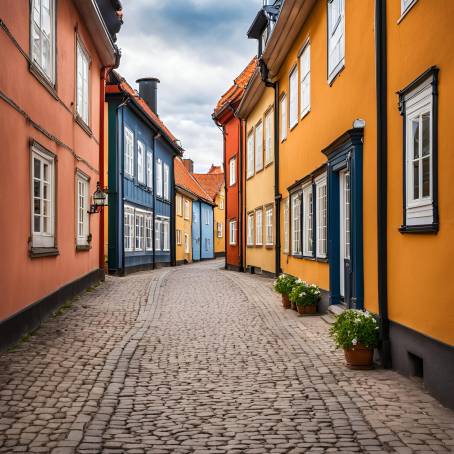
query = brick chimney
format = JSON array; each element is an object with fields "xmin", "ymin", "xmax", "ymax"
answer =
[{"xmin": 183, "ymin": 159, "xmax": 194, "ymax": 174}]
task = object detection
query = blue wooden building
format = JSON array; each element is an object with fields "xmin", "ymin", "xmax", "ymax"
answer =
[{"xmin": 106, "ymin": 71, "xmax": 182, "ymax": 274}]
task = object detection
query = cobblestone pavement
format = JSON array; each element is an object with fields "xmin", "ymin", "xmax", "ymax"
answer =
[{"xmin": 0, "ymin": 260, "xmax": 453, "ymax": 454}]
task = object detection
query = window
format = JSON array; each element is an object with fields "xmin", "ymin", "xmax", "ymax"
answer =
[
  {"xmin": 184, "ymin": 199, "xmax": 190, "ymax": 220},
  {"xmin": 163, "ymin": 219, "xmax": 170, "ymax": 251},
  {"xmin": 300, "ymin": 43, "xmax": 311, "ymax": 118},
  {"xmin": 31, "ymin": 146, "xmax": 55, "ymax": 248},
  {"xmin": 219, "ymin": 198, "xmax": 224, "ymax": 210},
  {"xmin": 229, "ymin": 157, "xmax": 237, "ymax": 186},
  {"xmin": 302, "ymin": 185, "xmax": 313, "ymax": 256},
  {"xmin": 255, "ymin": 122, "xmax": 263, "ymax": 172},
  {"xmin": 265, "ymin": 206, "xmax": 273, "ymax": 246},
  {"xmin": 137, "ymin": 141, "xmax": 145, "ymax": 184},
  {"xmin": 76, "ymin": 40, "xmax": 89, "ymax": 125},
  {"xmin": 156, "ymin": 159, "xmax": 163, "ymax": 197},
  {"xmin": 247, "ymin": 213, "xmax": 254, "ymax": 246},
  {"xmin": 247, "ymin": 132, "xmax": 254, "ymax": 177},
  {"xmin": 124, "ymin": 205, "xmax": 134, "ymax": 252},
  {"xmin": 176, "ymin": 229, "xmax": 182, "ymax": 245},
  {"xmin": 217, "ymin": 222, "xmax": 223, "ymax": 238},
  {"xmin": 135, "ymin": 212, "xmax": 145, "ymax": 251},
  {"xmin": 255, "ymin": 208, "xmax": 263, "ymax": 246},
  {"xmin": 283, "ymin": 198, "xmax": 289, "ymax": 253},
  {"xmin": 76, "ymin": 173, "xmax": 89, "ymax": 246},
  {"xmin": 291, "ymin": 193, "xmax": 301, "ymax": 255},
  {"xmin": 280, "ymin": 95, "xmax": 287, "ymax": 141},
  {"xmin": 176, "ymin": 194, "xmax": 183, "ymax": 216},
  {"xmin": 184, "ymin": 233, "xmax": 190, "ymax": 253},
  {"xmin": 315, "ymin": 175, "xmax": 328, "ymax": 258},
  {"xmin": 327, "ymin": 0, "xmax": 345, "ymax": 83},
  {"xmin": 146, "ymin": 150, "xmax": 153, "ymax": 190},
  {"xmin": 229, "ymin": 220, "xmax": 237, "ymax": 245},
  {"xmin": 289, "ymin": 67, "xmax": 298, "ymax": 129},
  {"xmin": 155, "ymin": 219, "xmax": 161, "ymax": 251},
  {"xmin": 124, "ymin": 127, "xmax": 134, "ymax": 177},
  {"xmin": 399, "ymin": 69, "xmax": 438, "ymax": 231},
  {"xmin": 31, "ymin": 0, "xmax": 55, "ymax": 83},
  {"xmin": 145, "ymin": 214, "xmax": 153, "ymax": 251},
  {"xmin": 204, "ymin": 208, "xmax": 210, "ymax": 225},
  {"xmin": 264, "ymin": 110, "xmax": 273, "ymax": 164},
  {"xmin": 401, "ymin": 0, "xmax": 417, "ymax": 15},
  {"xmin": 205, "ymin": 238, "xmax": 211, "ymax": 252},
  {"xmin": 163, "ymin": 163, "xmax": 170, "ymax": 200}
]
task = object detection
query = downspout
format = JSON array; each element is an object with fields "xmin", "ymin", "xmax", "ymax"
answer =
[
  {"xmin": 170, "ymin": 161, "xmax": 177, "ymax": 266},
  {"xmin": 152, "ymin": 135, "xmax": 156, "ymax": 269},
  {"xmin": 375, "ymin": 0, "xmax": 391, "ymax": 368},
  {"xmin": 243, "ymin": 119, "xmax": 247, "ymax": 272},
  {"xmin": 238, "ymin": 116, "xmax": 244, "ymax": 272}
]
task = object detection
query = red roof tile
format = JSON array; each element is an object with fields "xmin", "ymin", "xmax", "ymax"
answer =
[
  {"xmin": 174, "ymin": 158, "xmax": 213, "ymax": 203},
  {"xmin": 193, "ymin": 173, "xmax": 224, "ymax": 201}
]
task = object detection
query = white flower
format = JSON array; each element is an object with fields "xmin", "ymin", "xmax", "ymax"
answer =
[{"xmin": 352, "ymin": 338, "xmax": 357, "ymax": 346}]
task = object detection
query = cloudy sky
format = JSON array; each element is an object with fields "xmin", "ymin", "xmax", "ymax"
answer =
[{"xmin": 117, "ymin": 0, "xmax": 259, "ymax": 173}]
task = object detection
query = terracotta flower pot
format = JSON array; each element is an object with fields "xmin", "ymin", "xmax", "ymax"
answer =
[
  {"xmin": 344, "ymin": 345, "xmax": 374, "ymax": 370},
  {"xmin": 297, "ymin": 304, "xmax": 317, "ymax": 315},
  {"xmin": 282, "ymin": 294, "xmax": 291, "ymax": 309}
]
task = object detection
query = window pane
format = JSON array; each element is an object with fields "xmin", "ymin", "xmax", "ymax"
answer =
[
  {"xmin": 413, "ymin": 161, "xmax": 420, "ymax": 200},
  {"xmin": 34, "ymin": 180, "xmax": 40, "ymax": 198},
  {"xmin": 422, "ymin": 157, "xmax": 430, "ymax": 197},
  {"xmin": 34, "ymin": 158, "xmax": 41, "ymax": 179},
  {"xmin": 42, "ymin": 36, "xmax": 51, "ymax": 77},
  {"xmin": 422, "ymin": 112, "xmax": 430, "ymax": 157},
  {"xmin": 34, "ymin": 198, "xmax": 41, "ymax": 215},
  {"xmin": 412, "ymin": 118, "xmax": 420, "ymax": 159},
  {"xmin": 34, "ymin": 215, "xmax": 41, "ymax": 233}
]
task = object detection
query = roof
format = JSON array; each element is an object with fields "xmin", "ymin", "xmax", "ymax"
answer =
[
  {"xmin": 213, "ymin": 57, "xmax": 257, "ymax": 118},
  {"xmin": 106, "ymin": 71, "xmax": 183, "ymax": 155},
  {"xmin": 174, "ymin": 158, "xmax": 213, "ymax": 204},
  {"xmin": 193, "ymin": 173, "xmax": 224, "ymax": 201},
  {"xmin": 207, "ymin": 165, "xmax": 223, "ymax": 175}
]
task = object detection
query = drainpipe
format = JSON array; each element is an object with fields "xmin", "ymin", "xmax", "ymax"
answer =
[
  {"xmin": 170, "ymin": 162, "xmax": 176, "ymax": 266},
  {"xmin": 238, "ymin": 117, "xmax": 244, "ymax": 272},
  {"xmin": 152, "ymin": 135, "xmax": 156, "ymax": 269},
  {"xmin": 375, "ymin": 0, "xmax": 391, "ymax": 368}
]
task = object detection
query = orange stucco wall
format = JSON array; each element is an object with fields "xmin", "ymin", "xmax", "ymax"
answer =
[
  {"xmin": 0, "ymin": 1, "xmax": 103, "ymax": 322},
  {"xmin": 277, "ymin": 0, "xmax": 378, "ymax": 312},
  {"xmin": 386, "ymin": 0, "xmax": 454, "ymax": 346}
]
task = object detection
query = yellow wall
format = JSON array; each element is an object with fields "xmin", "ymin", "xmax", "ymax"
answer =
[
  {"xmin": 245, "ymin": 87, "xmax": 276, "ymax": 274},
  {"xmin": 386, "ymin": 0, "xmax": 454, "ymax": 345},
  {"xmin": 214, "ymin": 185, "xmax": 225, "ymax": 255},
  {"xmin": 175, "ymin": 192, "xmax": 192, "ymax": 263},
  {"xmin": 103, "ymin": 101, "xmax": 109, "ymax": 268},
  {"xmin": 277, "ymin": 0, "xmax": 378, "ymax": 312}
]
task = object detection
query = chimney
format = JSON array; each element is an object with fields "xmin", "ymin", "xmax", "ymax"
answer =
[
  {"xmin": 183, "ymin": 159, "xmax": 194, "ymax": 174},
  {"xmin": 136, "ymin": 77, "xmax": 160, "ymax": 114}
]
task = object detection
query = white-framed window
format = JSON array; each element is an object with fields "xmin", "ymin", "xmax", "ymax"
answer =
[
  {"xmin": 302, "ymin": 184, "xmax": 313, "ymax": 256},
  {"xmin": 163, "ymin": 163, "xmax": 170, "ymax": 200},
  {"xmin": 247, "ymin": 131, "xmax": 254, "ymax": 177},
  {"xmin": 156, "ymin": 159, "xmax": 163, "ymax": 197},
  {"xmin": 163, "ymin": 219, "xmax": 170, "ymax": 251},
  {"xmin": 155, "ymin": 219, "xmax": 161, "ymax": 251},
  {"xmin": 255, "ymin": 208, "xmax": 263, "ymax": 246},
  {"xmin": 184, "ymin": 233, "xmax": 190, "ymax": 253},
  {"xmin": 137, "ymin": 140, "xmax": 145, "ymax": 184},
  {"xmin": 401, "ymin": 0, "xmax": 417, "ymax": 15},
  {"xmin": 145, "ymin": 213, "xmax": 153, "ymax": 251},
  {"xmin": 291, "ymin": 192, "xmax": 301, "ymax": 255},
  {"xmin": 247, "ymin": 213, "xmax": 254, "ymax": 246},
  {"xmin": 299, "ymin": 43, "xmax": 311, "ymax": 118},
  {"xmin": 255, "ymin": 122, "xmax": 263, "ymax": 172},
  {"xmin": 124, "ymin": 126, "xmax": 134, "ymax": 177},
  {"xmin": 289, "ymin": 67, "xmax": 298, "ymax": 129},
  {"xmin": 229, "ymin": 219, "xmax": 237, "ymax": 245},
  {"xmin": 327, "ymin": 0, "xmax": 345, "ymax": 83},
  {"xmin": 135, "ymin": 212, "xmax": 145, "ymax": 251},
  {"xmin": 229, "ymin": 157, "xmax": 237, "ymax": 186},
  {"xmin": 280, "ymin": 94, "xmax": 287, "ymax": 142},
  {"xmin": 76, "ymin": 40, "xmax": 89, "ymax": 125},
  {"xmin": 124, "ymin": 205, "xmax": 134, "ymax": 252},
  {"xmin": 217, "ymin": 222, "xmax": 223, "ymax": 238},
  {"xmin": 204, "ymin": 208, "xmax": 210, "ymax": 225},
  {"xmin": 31, "ymin": 0, "xmax": 55, "ymax": 83},
  {"xmin": 176, "ymin": 229, "xmax": 182, "ymax": 245},
  {"xmin": 283, "ymin": 198, "xmax": 289, "ymax": 254},
  {"xmin": 184, "ymin": 199, "xmax": 190, "ymax": 220},
  {"xmin": 205, "ymin": 238, "xmax": 211, "ymax": 252},
  {"xmin": 76, "ymin": 172, "xmax": 89, "ymax": 246},
  {"xmin": 265, "ymin": 206, "xmax": 273, "ymax": 246},
  {"xmin": 176, "ymin": 194, "xmax": 183, "ymax": 216},
  {"xmin": 31, "ymin": 146, "xmax": 55, "ymax": 248},
  {"xmin": 219, "ymin": 198, "xmax": 224, "ymax": 210},
  {"xmin": 264, "ymin": 110, "xmax": 273, "ymax": 164},
  {"xmin": 315, "ymin": 175, "xmax": 327, "ymax": 258},
  {"xmin": 146, "ymin": 150, "xmax": 153, "ymax": 189}
]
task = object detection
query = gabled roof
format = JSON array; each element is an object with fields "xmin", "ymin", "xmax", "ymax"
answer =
[
  {"xmin": 213, "ymin": 57, "xmax": 257, "ymax": 119},
  {"xmin": 193, "ymin": 172, "xmax": 224, "ymax": 201},
  {"xmin": 106, "ymin": 71, "xmax": 183, "ymax": 155},
  {"xmin": 174, "ymin": 158, "xmax": 213, "ymax": 204},
  {"xmin": 207, "ymin": 165, "xmax": 223, "ymax": 175}
]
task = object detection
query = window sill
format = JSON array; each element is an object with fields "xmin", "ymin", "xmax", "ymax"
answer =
[
  {"xmin": 75, "ymin": 115, "xmax": 92, "ymax": 137},
  {"xmin": 399, "ymin": 223, "xmax": 438, "ymax": 234},
  {"xmin": 328, "ymin": 63, "xmax": 345, "ymax": 86},
  {"xmin": 289, "ymin": 122, "xmax": 298, "ymax": 132},
  {"xmin": 29, "ymin": 63, "xmax": 58, "ymax": 100},
  {"xmin": 397, "ymin": 0, "xmax": 418, "ymax": 24},
  {"xmin": 247, "ymin": 244, "xmax": 254, "ymax": 248},
  {"xmin": 265, "ymin": 160, "xmax": 274, "ymax": 169},
  {"xmin": 281, "ymin": 137, "xmax": 287, "ymax": 144},
  {"xmin": 76, "ymin": 244, "xmax": 91, "ymax": 252},
  {"xmin": 255, "ymin": 166, "xmax": 264, "ymax": 175},
  {"xmin": 265, "ymin": 244, "xmax": 274, "ymax": 249},
  {"xmin": 300, "ymin": 108, "xmax": 311, "ymax": 121},
  {"xmin": 29, "ymin": 247, "xmax": 59, "ymax": 258}
]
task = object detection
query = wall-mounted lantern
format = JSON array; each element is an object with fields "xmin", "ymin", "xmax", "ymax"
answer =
[{"xmin": 89, "ymin": 182, "xmax": 108, "ymax": 214}]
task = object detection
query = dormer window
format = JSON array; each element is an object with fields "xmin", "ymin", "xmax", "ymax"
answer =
[{"xmin": 261, "ymin": 26, "xmax": 269, "ymax": 52}]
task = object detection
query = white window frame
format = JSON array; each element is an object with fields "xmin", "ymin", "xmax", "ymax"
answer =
[
  {"xmin": 76, "ymin": 172, "xmax": 90, "ymax": 246},
  {"xmin": 264, "ymin": 109, "xmax": 273, "ymax": 165},
  {"xmin": 289, "ymin": 67, "xmax": 298, "ymax": 129},
  {"xmin": 176, "ymin": 194, "xmax": 183, "ymax": 216},
  {"xmin": 76, "ymin": 39, "xmax": 90, "ymax": 126},
  {"xmin": 302, "ymin": 184, "xmax": 314, "ymax": 257},
  {"xmin": 315, "ymin": 174, "xmax": 328, "ymax": 258},
  {"xmin": 31, "ymin": 0, "xmax": 56, "ymax": 84},
  {"xmin": 299, "ymin": 42, "xmax": 311, "ymax": 119},
  {"xmin": 280, "ymin": 94, "xmax": 287, "ymax": 142},
  {"xmin": 31, "ymin": 145, "xmax": 55, "ymax": 248},
  {"xmin": 229, "ymin": 220, "xmax": 237, "ymax": 246},
  {"xmin": 265, "ymin": 206, "xmax": 273, "ymax": 246},
  {"xmin": 255, "ymin": 208, "xmax": 263, "ymax": 246},
  {"xmin": 204, "ymin": 208, "xmax": 210, "ymax": 225},
  {"xmin": 229, "ymin": 157, "xmax": 237, "ymax": 186},
  {"xmin": 155, "ymin": 219, "xmax": 161, "ymax": 251},
  {"xmin": 135, "ymin": 211, "xmax": 145, "ymax": 252},
  {"xmin": 124, "ymin": 205, "xmax": 134, "ymax": 252},
  {"xmin": 163, "ymin": 219, "xmax": 170, "ymax": 251},
  {"xmin": 145, "ymin": 213, "xmax": 153, "ymax": 251},
  {"xmin": 247, "ymin": 131, "xmax": 254, "ymax": 178},
  {"xmin": 217, "ymin": 222, "xmax": 223, "ymax": 238},
  {"xmin": 327, "ymin": 0, "xmax": 345, "ymax": 84},
  {"xmin": 205, "ymin": 238, "xmax": 211, "ymax": 252},
  {"xmin": 283, "ymin": 198, "xmax": 289, "ymax": 254},
  {"xmin": 176, "ymin": 229, "xmax": 182, "ymax": 245},
  {"xmin": 137, "ymin": 140, "xmax": 146, "ymax": 185},
  {"xmin": 247, "ymin": 213, "xmax": 254, "ymax": 246},
  {"xmin": 156, "ymin": 159, "xmax": 163, "ymax": 197},
  {"xmin": 184, "ymin": 199, "xmax": 190, "ymax": 220},
  {"xmin": 219, "ymin": 198, "xmax": 224, "ymax": 210},
  {"xmin": 124, "ymin": 126, "xmax": 134, "ymax": 178},
  {"xmin": 255, "ymin": 121, "xmax": 263, "ymax": 172},
  {"xmin": 163, "ymin": 163, "xmax": 170, "ymax": 200},
  {"xmin": 401, "ymin": 0, "xmax": 417, "ymax": 16},
  {"xmin": 291, "ymin": 192, "xmax": 301, "ymax": 255},
  {"xmin": 146, "ymin": 149, "xmax": 153, "ymax": 190},
  {"xmin": 184, "ymin": 233, "xmax": 190, "ymax": 253}
]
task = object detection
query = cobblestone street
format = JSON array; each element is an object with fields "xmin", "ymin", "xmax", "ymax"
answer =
[{"xmin": 0, "ymin": 260, "xmax": 453, "ymax": 453}]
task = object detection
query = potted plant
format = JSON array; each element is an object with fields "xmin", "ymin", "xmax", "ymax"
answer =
[
  {"xmin": 329, "ymin": 309, "xmax": 379, "ymax": 369},
  {"xmin": 273, "ymin": 274, "xmax": 296, "ymax": 309},
  {"xmin": 289, "ymin": 281, "xmax": 320, "ymax": 315}
]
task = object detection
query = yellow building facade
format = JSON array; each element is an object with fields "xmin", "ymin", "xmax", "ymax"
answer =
[
  {"xmin": 213, "ymin": 184, "xmax": 226, "ymax": 257},
  {"xmin": 175, "ymin": 191, "xmax": 193, "ymax": 264}
]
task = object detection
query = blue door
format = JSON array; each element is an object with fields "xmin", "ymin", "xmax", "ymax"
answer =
[{"xmin": 192, "ymin": 202, "xmax": 201, "ymax": 261}]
